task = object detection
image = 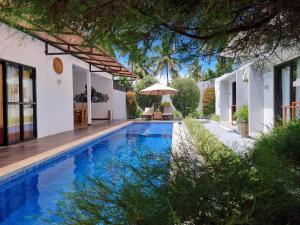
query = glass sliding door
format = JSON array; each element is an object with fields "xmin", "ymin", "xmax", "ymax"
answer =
[
  {"xmin": 22, "ymin": 67, "xmax": 36, "ymax": 140},
  {"xmin": 274, "ymin": 57, "xmax": 300, "ymax": 122},
  {"xmin": 6, "ymin": 63, "xmax": 21, "ymax": 144},
  {"xmin": 3, "ymin": 62, "xmax": 36, "ymax": 145}
]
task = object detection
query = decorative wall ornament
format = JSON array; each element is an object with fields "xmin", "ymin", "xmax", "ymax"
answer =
[
  {"xmin": 74, "ymin": 85, "xmax": 109, "ymax": 103},
  {"xmin": 53, "ymin": 57, "xmax": 63, "ymax": 74}
]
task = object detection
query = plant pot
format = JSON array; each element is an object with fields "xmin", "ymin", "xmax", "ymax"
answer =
[{"xmin": 237, "ymin": 122, "xmax": 249, "ymax": 137}]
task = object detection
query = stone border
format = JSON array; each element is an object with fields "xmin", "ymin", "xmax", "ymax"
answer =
[
  {"xmin": 0, "ymin": 121, "xmax": 133, "ymax": 180},
  {"xmin": 172, "ymin": 121, "xmax": 201, "ymax": 161}
]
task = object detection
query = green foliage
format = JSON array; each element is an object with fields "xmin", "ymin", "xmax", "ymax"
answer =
[
  {"xmin": 135, "ymin": 106, "xmax": 143, "ymax": 118},
  {"xmin": 126, "ymin": 91, "xmax": 137, "ymax": 118},
  {"xmin": 189, "ymin": 110, "xmax": 203, "ymax": 119},
  {"xmin": 208, "ymin": 113, "xmax": 220, "ymax": 122},
  {"xmin": 115, "ymin": 77, "xmax": 132, "ymax": 89},
  {"xmin": 120, "ymin": 49, "xmax": 153, "ymax": 79},
  {"xmin": 188, "ymin": 59, "xmax": 202, "ymax": 82},
  {"xmin": 159, "ymin": 101, "xmax": 171, "ymax": 112},
  {"xmin": 202, "ymin": 87, "xmax": 215, "ymax": 115},
  {"xmin": 170, "ymin": 78, "xmax": 200, "ymax": 117},
  {"xmin": 173, "ymin": 110, "xmax": 183, "ymax": 120},
  {"xmin": 52, "ymin": 118, "xmax": 300, "ymax": 225},
  {"xmin": 151, "ymin": 38, "xmax": 181, "ymax": 84},
  {"xmin": 184, "ymin": 118, "xmax": 300, "ymax": 225},
  {"xmin": 3, "ymin": 1, "xmax": 297, "ymax": 62},
  {"xmin": 134, "ymin": 76, "xmax": 162, "ymax": 110},
  {"xmin": 253, "ymin": 120, "xmax": 300, "ymax": 167},
  {"xmin": 201, "ymin": 58, "xmax": 233, "ymax": 81},
  {"xmin": 234, "ymin": 105, "xmax": 248, "ymax": 123}
]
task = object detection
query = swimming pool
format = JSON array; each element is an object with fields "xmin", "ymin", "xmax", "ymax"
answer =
[{"xmin": 0, "ymin": 122, "xmax": 173, "ymax": 225}]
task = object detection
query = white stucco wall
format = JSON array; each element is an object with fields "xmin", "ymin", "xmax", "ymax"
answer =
[
  {"xmin": 215, "ymin": 79, "xmax": 221, "ymax": 116},
  {"xmin": 236, "ymin": 67, "xmax": 248, "ymax": 108},
  {"xmin": 113, "ymin": 90, "xmax": 127, "ymax": 120},
  {"xmin": 248, "ymin": 66, "xmax": 264, "ymax": 136},
  {"xmin": 91, "ymin": 74, "xmax": 113, "ymax": 119},
  {"xmin": 0, "ymin": 22, "xmax": 113, "ymax": 138},
  {"xmin": 216, "ymin": 48, "xmax": 300, "ymax": 136},
  {"xmin": 262, "ymin": 69, "xmax": 274, "ymax": 132},
  {"xmin": 227, "ymin": 75, "xmax": 236, "ymax": 123},
  {"xmin": 73, "ymin": 67, "xmax": 88, "ymax": 97},
  {"xmin": 215, "ymin": 78, "xmax": 230, "ymax": 121}
]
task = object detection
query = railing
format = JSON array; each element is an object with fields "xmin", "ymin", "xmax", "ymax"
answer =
[
  {"xmin": 283, "ymin": 99, "xmax": 300, "ymax": 127},
  {"xmin": 113, "ymin": 81, "xmax": 133, "ymax": 92}
]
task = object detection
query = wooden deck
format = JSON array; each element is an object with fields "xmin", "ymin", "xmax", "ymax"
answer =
[{"xmin": 0, "ymin": 120, "xmax": 129, "ymax": 169}]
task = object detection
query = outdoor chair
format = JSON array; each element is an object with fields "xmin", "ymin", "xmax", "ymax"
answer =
[
  {"xmin": 162, "ymin": 106, "xmax": 174, "ymax": 120},
  {"xmin": 141, "ymin": 106, "xmax": 154, "ymax": 120},
  {"xmin": 74, "ymin": 102, "xmax": 87, "ymax": 124}
]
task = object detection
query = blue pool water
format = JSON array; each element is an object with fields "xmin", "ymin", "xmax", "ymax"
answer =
[{"xmin": 0, "ymin": 122, "xmax": 173, "ymax": 225}]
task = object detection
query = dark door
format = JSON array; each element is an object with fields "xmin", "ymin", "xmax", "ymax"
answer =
[
  {"xmin": 232, "ymin": 82, "xmax": 237, "ymax": 124},
  {"xmin": 4, "ymin": 62, "xmax": 37, "ymax": 145},
  {"xmin": 232, "ymin": 82, "xmax": 236, "ymax": 106},
  {"xmin": 274, "ymin": 66, "xmax": 283, "ymax": 121}
]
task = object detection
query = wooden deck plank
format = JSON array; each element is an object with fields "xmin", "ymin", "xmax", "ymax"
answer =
[{"xmin": 0, "ymin": 120, "xmax": 129, "ymax": 168}]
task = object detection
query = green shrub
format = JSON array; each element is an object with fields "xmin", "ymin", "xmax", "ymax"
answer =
[
  {"xmin": 135, "ymin": 106, "xmax": 143, "ymax": 118},
  {"xmin": 134, "ymin": 76, "xmax": 162, "ymax": 109},
  {"xmin": 253, "ymin": 120, "xmax": 300, "ymax": 166},
  {"xmin": 185, "ymin": 118, "xmax": 300, "ymax": 225},
  {"xmin": 53, "ymin": 119, "xmax": 300, "ymax": 225},
  {"xmin": 170, "ymin": 78, "xmax": 200, "ymax": 117},
  {"xmin": 234, "ymin": 105, "xmax": 248, "ymax": 122},
  {"xmin": 126, "ymin": 91, "xmax": 137, "ymax": 118},
  {"xmin": 189, "ymin": 110, "xmax": 203, "ymax": 119},
  {"xmin": 209, "ymin": 113, "xmax": 220, "ymax": 122},
  {"xmin": 159, "ymin": 101, "xmax": 171, "ymax": 112},
  {"xmin": 173, "ymin": 110, "xmax": 183, "ymax": 119},
  {"xmin": 202, "ymin": 87, "xmax": 215, "ymax": 115}
]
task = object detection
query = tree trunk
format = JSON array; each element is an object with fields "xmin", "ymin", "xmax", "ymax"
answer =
[{"xmin": 166, "ymin": 64, "xmax": 169, "ymax": 85}]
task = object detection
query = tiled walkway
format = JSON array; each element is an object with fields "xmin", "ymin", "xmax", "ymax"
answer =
[
  {"xmin": 200, "ymin": 119, "xmax": 255, "ymax": 154},
  {"xmin": 0, "ymin": 120, "xmax": 129, "ymax": 168}
]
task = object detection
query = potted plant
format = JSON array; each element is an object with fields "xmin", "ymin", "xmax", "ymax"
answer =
[{"xmin": 234, "ymin": 105, "xmax": 249, "ymax": 137}]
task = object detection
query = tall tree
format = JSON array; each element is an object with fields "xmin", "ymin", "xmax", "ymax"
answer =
[
  {"xmin": 151, "ymin": 39, "xmax": 180, "ymax": 85},
  {"xmin": 118, "ymin": 46, "xmax": 152, "ymax": 79},
  {"xmin": 2, "ymin": 1, "xmax": 299, "ymax": 61},
  {"xmin": 188, "ymin": 59, "xmax": 202, "ymax": 82}
]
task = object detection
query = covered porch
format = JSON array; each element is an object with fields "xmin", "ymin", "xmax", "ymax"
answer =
[
  {"xmin": 215, "ymin": 63, "xmax": 264, "ymax": 136},
  {"xmin": 72, "ymin": 65, "xmax": 117, "ymax": 129}
]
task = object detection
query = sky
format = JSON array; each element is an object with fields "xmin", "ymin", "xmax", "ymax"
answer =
[{"xmin": 117, "ymin": 55, "xmax": 217, "ymax": 84}]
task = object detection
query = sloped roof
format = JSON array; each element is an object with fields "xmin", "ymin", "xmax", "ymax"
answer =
[{"xmin": 3, "ymin": 20, "xmax": 137, "ymax": 78}]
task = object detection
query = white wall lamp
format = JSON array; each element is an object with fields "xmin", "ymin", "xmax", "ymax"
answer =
[{"xmin": 293, "ymin": 78, "xmax": 300, "ymax": 87}]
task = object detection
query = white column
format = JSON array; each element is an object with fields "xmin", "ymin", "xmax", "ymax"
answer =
[{"xmin": 87, "ymin": 71, "xmax": 92, "ymax": 125}]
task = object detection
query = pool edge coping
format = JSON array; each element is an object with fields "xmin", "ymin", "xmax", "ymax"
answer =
[{"xmin": 0, "ymin": 121, "xmax": 133, "ymax": 180}]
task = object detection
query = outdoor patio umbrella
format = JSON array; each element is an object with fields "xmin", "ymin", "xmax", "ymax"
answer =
[
  {"xmin": 140, "ymin": 83, "xmax": 177, "ymax": 113},
  {"xmin": 140, "ymin": 83, "xmax": 178, "ymax": 95}
]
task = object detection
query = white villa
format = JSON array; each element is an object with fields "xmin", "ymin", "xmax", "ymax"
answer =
[
  {"xmin": 0, "ymin": 22, "xmax": 136, "ymax": 146},
  {"xmin": 215, "ymin": 49, "xmax": 300, "ymax": 136}
]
